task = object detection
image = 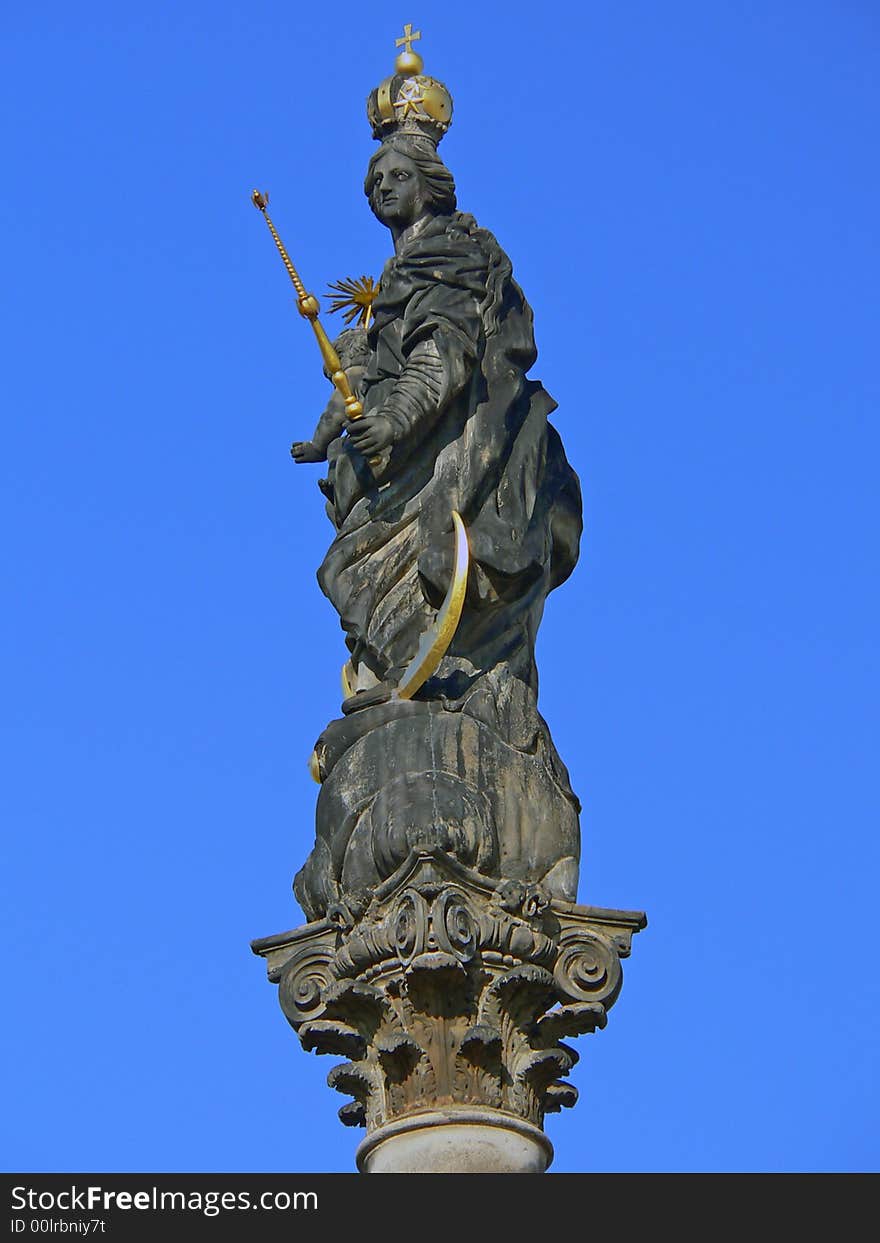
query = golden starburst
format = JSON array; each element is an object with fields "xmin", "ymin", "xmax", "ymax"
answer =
[
  {"xmin": 325, "ymin": 275, "xmax": 379, "ymax": 330},
  {"xmin": 393, "ymin": 81, "xmax": 427, "ymax": 118}
]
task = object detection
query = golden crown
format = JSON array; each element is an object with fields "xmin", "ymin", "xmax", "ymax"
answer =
[{"xmin": 366, "ymin": 25, "xmax": 453, "ymax": 146}]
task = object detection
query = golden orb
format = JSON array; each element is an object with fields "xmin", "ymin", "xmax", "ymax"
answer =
[{"xmin": 395, "ymin": 49, "xmax": 424, "ymax": 76}]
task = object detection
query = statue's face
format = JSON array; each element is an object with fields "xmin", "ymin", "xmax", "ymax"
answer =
[{"xmin": 368, "ymin": 150, "xmax": 428, "ymax": 230}]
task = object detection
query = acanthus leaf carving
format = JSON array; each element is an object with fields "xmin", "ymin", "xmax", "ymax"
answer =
[
  {"xmin": 535, "ymin": 1001, "xmax": 607, "ymax": 1042},
  {"xmin": 252, "ymin": 850, "xmax": 645, "ymax": 1136},
  {"xmin": 544, "ymin": 1082, "xmax": 579, "ymax": 1113},
  {"xmin": 298, "ymin": 1018, "xmax": 366, "ymax": 1059}
]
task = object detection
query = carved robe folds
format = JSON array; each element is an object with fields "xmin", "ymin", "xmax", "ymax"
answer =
[{"xmin": 295, "ymin": 212, "xmax": 584, "ymax": 920}]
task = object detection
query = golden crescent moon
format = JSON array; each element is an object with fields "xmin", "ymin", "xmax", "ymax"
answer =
[
  {"xmin": 341, "ymin": 661, "xmax": 356, "ymax": 699},
  {"xmin": 394, "ymin": 511, "xmax": 469, "ymax": 701}
]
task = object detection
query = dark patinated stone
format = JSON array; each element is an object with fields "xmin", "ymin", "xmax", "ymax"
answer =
[
  {"xmin": 253, "ymin": 31, "xmax": 644, "ymax": 1170},
  {"xmin": 295, "ymin": 695, "xmax": 580, "ymax": 922},
  {"xmin": 291, "ymin": 132, "xmax": 584, "ymax": 916},
  {"xmin": 255, "ymin": 850, "xmax": 646, "ymax": 1139}
]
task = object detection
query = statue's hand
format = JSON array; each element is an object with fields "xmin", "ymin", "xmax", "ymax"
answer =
[
  {"xmin": 290, "ymin": 440, "xmax": 326, "ymax": 463},
  {"xmin": 346, "ymin": 414, "xmax": 395, "ymax": 458}
]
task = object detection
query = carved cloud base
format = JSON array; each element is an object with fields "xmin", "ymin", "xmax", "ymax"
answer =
[{"xmin": 252, "ymin": 849, "xmax": 645, "ymax": 1173}]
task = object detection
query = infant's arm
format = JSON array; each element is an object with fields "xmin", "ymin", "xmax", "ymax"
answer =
[{"xmin": 290, "ymin": 364, "xmax": 367, "ymax": 464}]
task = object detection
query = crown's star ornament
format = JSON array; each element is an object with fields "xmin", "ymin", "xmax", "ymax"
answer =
[
  {"xmin": 393, "ymin": 79, "xmax": 428, "ymax": 120},
  {"xmin": 366, "ymin": 25, "xmax": 453, "ymax": 146}
]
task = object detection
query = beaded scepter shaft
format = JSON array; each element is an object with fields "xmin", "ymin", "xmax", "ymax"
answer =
[{"xmin": 251, "ymin": 190, "xmax": 364, "ymax": 423}]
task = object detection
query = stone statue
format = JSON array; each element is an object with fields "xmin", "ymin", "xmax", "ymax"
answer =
[
  {"xmin": 291, "ymin": 59, "xmax": 584, "ymax": 926},
  {"xmin": 252, "ymin": 28, "xmax": 644, "ymax": 1174}
]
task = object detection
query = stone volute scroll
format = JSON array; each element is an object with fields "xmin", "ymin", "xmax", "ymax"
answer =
[{"xmin": 251, "ymin": 26, "xmax": 646, "ymax": 1175}]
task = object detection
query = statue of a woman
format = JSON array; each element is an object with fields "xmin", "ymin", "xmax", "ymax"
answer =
[{"xmin": 292, "ymin": 41, "xmax": 584, "ymax": 922}]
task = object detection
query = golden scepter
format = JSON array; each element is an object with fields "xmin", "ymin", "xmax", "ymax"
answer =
[
  {"xmin": 251, "ymin": 189, "xmax": 365, "ymax": 425},
  {"xmin": 252, "ymin": 191, "xmax": 469, "ymax": 716}
]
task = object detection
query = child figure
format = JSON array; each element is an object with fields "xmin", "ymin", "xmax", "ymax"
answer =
[{"xmin": 290, "ymin": 327, "xmax": 370, "ymax": 463}]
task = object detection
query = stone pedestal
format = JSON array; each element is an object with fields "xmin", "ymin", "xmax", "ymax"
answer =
[{"xmin": 252, "ymin": 848, "xmax": 645, "ymax": 1173}]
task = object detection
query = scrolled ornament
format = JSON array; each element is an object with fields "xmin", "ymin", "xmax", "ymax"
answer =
[
  {"xmin": 391, "ymin": 889, "xmax": 427, "ymax": 963},
  {"xmin": 553, "ymin": 929, "xmax": 622, "ymax": 1008},
  {"xmin": 433, "ymin": 887, "xmax": 479, "ymax": 962},
  {"xmin": 278, "ymin": 941, "xmax": 338, "ymax": 1028}
]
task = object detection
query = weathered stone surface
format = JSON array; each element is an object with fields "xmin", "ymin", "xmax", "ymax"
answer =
[
  {"xmin": 253, "ymin": 848, "xmax": 645, "ymax": 1162},
  {"xmin": 252, "ymin": 32, "xmax": 646, "ymax": 1172},
  {"xmin": 295, "ymin": 697, "xmax": 580, "ymax": 923},
  {"xmin": 291, "ymin": 81, "xmax": 584, "ymax": 919}
]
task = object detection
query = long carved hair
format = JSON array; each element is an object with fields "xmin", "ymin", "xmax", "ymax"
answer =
[
  {"xmin": 364, "ymin": 135, "xmax": 457, "ymax": 216},
  {"xmin": 364, "ymin": 137, "xmax": 525, "ymax": 346}
]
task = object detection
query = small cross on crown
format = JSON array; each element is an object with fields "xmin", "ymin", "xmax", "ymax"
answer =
[
  {"xmin": 395, "ymin": 23, "xmax": 421, "ymax": 55},
  {"xmin": 394, "ymin": 22, "xmax": 424, "ymax": 75}
]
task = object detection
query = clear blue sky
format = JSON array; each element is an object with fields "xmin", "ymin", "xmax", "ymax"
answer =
[{"xmin": 3, "ymin": 1, "xmax": 878, "ymax": 1173}]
